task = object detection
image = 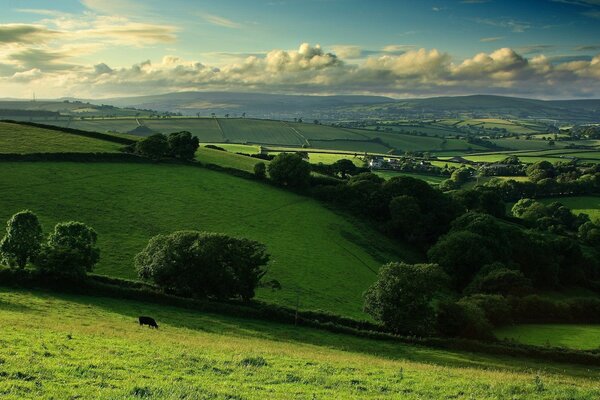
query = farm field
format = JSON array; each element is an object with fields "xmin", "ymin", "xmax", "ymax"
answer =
[
  {"xmin": 0, "ymin": 288, "xmax": 598, "ymax": 399},
  {"xmin": 197, "ymin": 146, "xmax": 266, "ymax": 172},
  {"xmin": 0, "ymin": 162, "xmax": 418, "ymax": 318},
  {"xmin": 537, "ymin": 196, "xmax": 600, "ymax": 222},
  {"xmin": 495, "ymin": 324, "xmax": 600, "ymax": 350},
  {"xmin": 219, "ymin": 119, "xmax": 305, "ymax": 146},
  {"xmin": 0, "ymin": 122, "xmax": 121, "ymax": 153}
]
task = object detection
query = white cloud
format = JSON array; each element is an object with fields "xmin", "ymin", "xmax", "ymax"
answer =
[
  {"xmin": 1, "ymin": 43, "xmax": 599, "ymax": 99},
  {"xmin": 201, "ymin": 14, "xmax": 243, "ymax": 29}
]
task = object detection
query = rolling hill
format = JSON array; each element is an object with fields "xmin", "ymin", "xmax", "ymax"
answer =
[
  {"xmin": 0, "ymin": 161, "xmax": 418, "ymax": 318},
  {"xmin": 0, "ymin": 288, "xmax": 597, "ymax": 399}
]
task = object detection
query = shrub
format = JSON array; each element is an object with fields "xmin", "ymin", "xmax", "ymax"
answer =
[
  {"xmin": 135, "ymin": 231, "xmax": 269, "ymax": 301},
  {"xmin": 460, "ymin": 294, "xmax": 513, "ymax": 326},
  {"xmin": 254, "ymin": 162, "xmax": 266, "ymax": 179},
  {"xmin": 135, "ymin": 134, "xmax": 169, "ymax": 160},
  {"xmin": 167, "ymin": 131, "xmax": 199, "ymax": 160},
  {"xmin": 0, "ymin": 210, "xmax": 43, "ymax": 268},
  {"xmin": 436, "ymin": 300, "xmax": 494, "ymax": 340},
  {"xmin": 464, "ymin": 263, "xmax": 532, "ymax": 296},
  {"xmin": 363, "ymin": 262, "xmax": 448, "ymax": 336},
  {"xmin": 267, "ymin": 153, "xmax": 311, "ymax": 189},
  {"xmin": 35, "ymin": 222, "xmax": 99, "ymax": 279}
]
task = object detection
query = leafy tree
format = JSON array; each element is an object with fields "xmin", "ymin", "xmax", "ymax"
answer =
[
  {"xmin": 135, "ymin": 231, "xmax": 269, "ymax": 301},
  {"xmin": 436, "ymin": 300, "xmax": 494, "ymax": 340},
  {"xmin": 331, "ymin": 159, "xmax": 357, "ymax": 178},
  {"xmin": 427, "ymin": 230, "xmax": 494, "ymax": 289},
  {"xmin": 579, "ymin": 221, "xmax": 600, "ymax": 247},
  {"xmin": 464, "ymin": 263, "xmax": 531, "ymax": 296},
  {"xmin": 388, "ymin": 195, "xmax": 422, "ymax": 240},
  {"xmin": 363, "ymin": 262, "xmax": 448, "ymax": 335},
  {"xmin": 254, "ymin": 162, "xmax": 266, "ymax": 179},
  {"xmin": 135, "ymin": 133, "xmax": 169, "ymax": 160},
  {"xmin": 526, "ymin": 161, "xmax": 555, "ymax": 183},
  {"xmin": 167, "ymin": 131, "xmax": 199, "ymax": 160},
  {"xmin": 0, "ymin": 210, "xmax": 43, "ymax": 268},
  {"xmin": 267, "ymin": 153, "xmax": 311, "ymax": 189}
]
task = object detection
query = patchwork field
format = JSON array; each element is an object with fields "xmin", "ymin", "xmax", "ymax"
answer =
[
  {"xmin": 0, "ymin": 162, "xmax": 418, "ymax": 318},
  {"xmin": 495, "ymin": 324, "xmax": 600, "ymax": 350},
  {"xmin": 0, "ymin": 122, "xmax": 121, "ymax": 153},
  {"xmin": 0, "ymin": 288, "xmax": 598, "ymax": 399}
]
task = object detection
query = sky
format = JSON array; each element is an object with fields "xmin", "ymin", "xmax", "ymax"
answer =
[{"xmin": 0, "ymin": 0, "xmax": 599, "ymax": 99}]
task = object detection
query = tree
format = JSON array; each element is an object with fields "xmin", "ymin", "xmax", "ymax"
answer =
[
  {"xmin": 331, "ymin": 159, "xmax": 357, "ymax": 178},
  {"xmin": 46, "ymin": 222, "xmax": 99, "ymax": 271},
  {"xmin": 579, "ymin": 221, "xmax": 600, "ymax": 247},
  {"xmin": 363, "ymin": 262, "xmax": 448, "ymax": 335},
  {"xmin": 388, "ymin": 195, "xmax": 422, "ymax": 240},
  {"xmin": 428, "ymin": 230, "xmax": 495, "ymax": 289},
  {"xmin": 135, "ymin": 231, "xmax": 269, "ymax": 301},
  {"xmin": 254, "ymin": 162, "xmax": 266, "ymax": 179},
  {"xmin": 267, "ymin": 153, "xmax": 311, "ymax": 189},
  {"xmin": 0, "ymin": 210, "xmax": 43, "ymax": 268},
  {"xmin": 135, "ymin": 133, "xmax": 168, "ymax": 160},
  {"xmin": 167, "ymin": 131, "xmax": 199, "ymax": 160}
]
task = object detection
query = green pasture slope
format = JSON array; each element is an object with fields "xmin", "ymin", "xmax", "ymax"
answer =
[
  {"xmin": 0, "ymin": 162, "xmax": 417, "ymax": 318},
  {"xmin": 0, "ymin": 288, "xmax": 598, "ymax": 399},
  {"xmin": 495, "ymin": 324, "xmax": 600, "ymax": 350},
  {"xmin": 0, "ymin": 121, "xmax": 121, "ymax": 153}
]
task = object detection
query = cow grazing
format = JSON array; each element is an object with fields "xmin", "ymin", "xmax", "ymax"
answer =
[{"xmin": 138, "ymin": 316, "xmax": 159, "ymax": 329}]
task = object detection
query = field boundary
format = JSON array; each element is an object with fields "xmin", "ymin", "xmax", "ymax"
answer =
[{"xmin": 1, "ymin": 267, "xmax": 599, "ymax": 366}]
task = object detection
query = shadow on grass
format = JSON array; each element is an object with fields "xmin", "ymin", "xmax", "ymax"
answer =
[{"xmin": 3, "ymin": 287, "xmax": 599, "ymax": 378}]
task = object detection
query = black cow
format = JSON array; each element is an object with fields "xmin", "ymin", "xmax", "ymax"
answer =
[{"xmin": 138, "ymin": 316, "xmax": 159, "ymax": 329}]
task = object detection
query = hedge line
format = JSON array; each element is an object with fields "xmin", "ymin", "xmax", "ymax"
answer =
[
  {"xmin": 1, "ymin": 120, "xmax": 137, "ymax": 145},
  {"xmin": 1, "ymin": 268, "xmax": 599, "ymax": 366}
]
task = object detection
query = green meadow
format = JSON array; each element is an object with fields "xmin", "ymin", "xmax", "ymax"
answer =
[
  {"xmin": 537, "ymin": 196, "xmax": 600, "ymax": 222},
  {"xmin": 0, "ymin": 122, "xmax": 121, "ymax": 153},
  {"xmin": 0, "ymin": 161, "xmax": 418, "ymax": 318},
  {"xmin": 0, "ymin": 288, "xmax": 598, "ymax": 400},
  {"xmin": 495, "ymin": 324, "xmax": 600, "ymax": 350}
]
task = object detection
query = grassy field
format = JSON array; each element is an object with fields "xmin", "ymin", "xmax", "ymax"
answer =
[
  {"xmin": 0, "ymin": 122, "xmax": 121, "ymax": 153},
  {"xmin": 537, "ymin": 196, "xmax": 600, "ymax": 222},
  {"xmin": 374, "ymin": 171, "xmax": 446, "ymax": 185},
  {"xmin": 495, "ymin": 324, "xmax": 600, "ymax": 350},
  {"xmin": 0, "ymin": 162, "xmax": 418, "ymax": 318},
  {"xmin": 0, "ymin": 288, "xmax": 598, "ymax": 399},
  {"xmin": 197, "ymin": 147, "xmax": 267, "ymax": 172}
]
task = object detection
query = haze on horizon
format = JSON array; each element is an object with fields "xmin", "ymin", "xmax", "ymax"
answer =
[{"xmin": 0, "ymin": 0, "xmax": 599, "ymax": 100}]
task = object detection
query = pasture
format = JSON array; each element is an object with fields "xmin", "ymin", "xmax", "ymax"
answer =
[
  {"xmin": 0, "ymin": 288, "xmax": 598, "ymax": 399},
  {"xmin": 537, "ymin": 196, "xmax": 600, "ymax": 222},
  {"xmin": 0, "ymin": 122, "xmax": 121, "ymax": 153},
  {"xmin": 0, "ymin": 162, "xmax": 418, "ymax": 318},
  {"xmin": 495, "ymin": 324, "xmax": 600, "ymax": 350}
]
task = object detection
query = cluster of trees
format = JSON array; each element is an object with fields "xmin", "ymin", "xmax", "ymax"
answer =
[
  {"xmin": 512, "ymin": 198, "xmax": 600, "ymax": 247},
  {"xmin": 135, "ymin": 231, "xmax": 270, "ymax": 301},
  {"xmin": 0, "ymin": 211, "xmax": 99, "ymax": 280},
  {"xmin": 439, "ymin": 167, "xmax": 475, "ymax": 191},
  {"xmin": 133, "ymin": 131, "xmax": 199, "ymax": 161},
  {"xmin": 479, "ymin": 155, "xmax": 526, "ymax": 177}
]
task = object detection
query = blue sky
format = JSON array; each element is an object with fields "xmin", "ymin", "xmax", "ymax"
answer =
[{"xmin": 0, "ymin": 0, "xmax": 599, "ymax": 98}]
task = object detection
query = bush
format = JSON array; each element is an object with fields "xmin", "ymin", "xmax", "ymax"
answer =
[
  {"xmin": 167, "ymin": 131, "xmax": 199, "ymax": 160},
  {"xmin": 436, "ymin": 300, "xmax": 494, "ymax": 340},
  {"xmin": 464, "ymin": 263, "xmax": 532, "ymax": 296},
  {"xmin": 254, "ymin": 162, "xmax": 266, "ymax": 179},
  {"xmin": 267, "ymin": 153, "xmax": 311, "ymax": 189},
  {"xmin": 0, "ymin": 210, "xmax": 43, "ymax": 268},
  {"xmin": 460, "ymin": 294, "xmax": 513, "ymax": 326},
  {"xmin": 135, "ymin": 134, "xmax": 169, "ymax": 160},
  {"xmin": 363, "ymin": 262, "xmax": 448, "ymax": 336},
  {"xmin": 135, "ymin": 231, "xmax": 269, "ymax": 301}
]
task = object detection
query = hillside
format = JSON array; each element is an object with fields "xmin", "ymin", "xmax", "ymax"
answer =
[
  {"xmin": 0, "ymin": 288, "xmax": 597, "ymax": 399},
  {"xmin": 0, "ymin": 162, "xmax": 418, "ymax": 318},
  {"xmin": 0, "ymin": 100, "xmax": 153, "ymax": 118},
  {"xmin": 0, "ymin": 122, "xmax": 123, "ymax": 153},
  {"xmin": 35, "ymin": 117, "xmax": 486, "ymax": 153}
]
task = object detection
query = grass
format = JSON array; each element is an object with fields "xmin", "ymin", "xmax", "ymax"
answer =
[
  {"xmin": 0, "ymin": 161, "xmax": 419, "ymax": 318},
  {"xmin": 374, "ymin": 171, "xmax": 446, "ymax": 185},
  {"xmin": 0, "ymin": 287, "xmax": 598, "ymax": 399},
  {"xmin": 495, "ymin": 324, "xmax": 600, "ymax": 350},
  {"xmin": 0, "ymin": 122, "xmax": 121, "ymax": 153},
  {"xmin": 537, "ymin": 196, "xmax": 600, "ymax": 222},
  {"xmin": 197, "ymin": 146, "xmax": 266, "ymax": 172}
]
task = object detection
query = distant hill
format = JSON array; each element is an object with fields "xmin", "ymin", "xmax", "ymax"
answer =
[
  {"xmin": 0, "ymin": 100, "xmax": 154, "ymax": 118},
  {"xmin": 88, "ymin": 92, "xmax": 600, "ymax": 122}
]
